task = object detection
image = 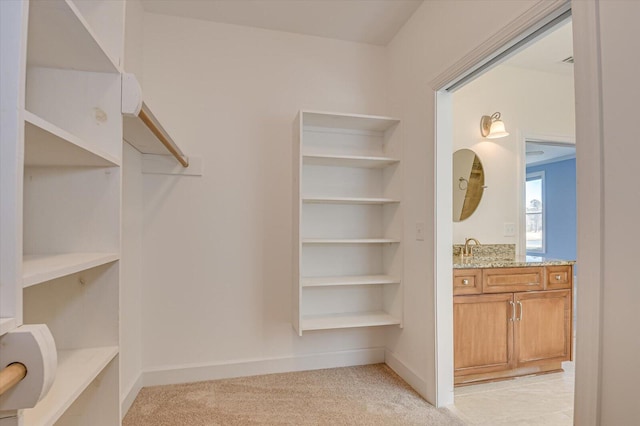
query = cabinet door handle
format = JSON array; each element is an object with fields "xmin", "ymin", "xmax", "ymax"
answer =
[
  {"xmin": 516, "ymin": 301, "xmax": 523, "ymax": 321},
  {"xmin": 555, "ymin": 274, "xmax": 562, "ymax": 281},
  {"xmin": 462, "ymin": 279, "xmax": 469, "ymax": 285},
  {"xmin": 509, "ymin": 301, "xmax": 515, "ymax": 322}
]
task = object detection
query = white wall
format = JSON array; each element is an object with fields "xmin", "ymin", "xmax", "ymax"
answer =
[
  {"xmin": 123, "ymin": 0, "xmax": 145, "ymax": 88},
  {"xmin": 120, "ymin": 1, "xmax": 640, "ymax": 421},
  {"xmin": 386, "ymin": 0, "xmax": 541, "ymax": 404},
  {"xmin": 452, "ymin": 64, "xmax": 575, "ymax": 247},
  {"xmin": 139, "ymin": 13, "xmax": 390, "ymax": 378},
  {"xmin": 586, "ymin": 0, "xmax": 640, "ymax": 422}
]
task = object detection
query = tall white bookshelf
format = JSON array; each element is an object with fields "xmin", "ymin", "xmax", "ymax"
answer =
[
  {"xmin": 1, "ymin": 0, "xmax": 124, "ymax": 424},
  {"xmin": 293, "ymin": 111, "xmax": 403, "ymax": 336}
]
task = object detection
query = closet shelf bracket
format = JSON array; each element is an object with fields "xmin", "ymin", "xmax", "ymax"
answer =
[{"xmin": 121, "ymin": 73, "xmax": 189, "ymax": 167}]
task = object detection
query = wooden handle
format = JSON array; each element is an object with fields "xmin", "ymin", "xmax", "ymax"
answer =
[
  {"xmin": 0, "ymin": 362, "xmax": 27, "ymax": 396},
  {"xmin": 138, "ymin": 108, "xmax": 189, "ymax": 167}
]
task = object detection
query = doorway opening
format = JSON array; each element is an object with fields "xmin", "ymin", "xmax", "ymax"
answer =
[
  {"xmin": 524, "ymin": 140, "xmax": 576, "ymax": 259},
  {"xmin": 434, "ymin": 7, "xmax": 577, "ymax": 425}
]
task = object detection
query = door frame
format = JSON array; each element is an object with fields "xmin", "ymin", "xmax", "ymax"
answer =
[
  {"xmin": 519, "ymin": 135, "xmax": 576, "ymax": 256},
  {"xmin": 431, "ymin": 1, "xmax": 604, "ymax": 423}
]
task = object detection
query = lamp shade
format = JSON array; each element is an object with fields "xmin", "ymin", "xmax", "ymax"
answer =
[{"xmin": 487, "ymin": 119, "xmax": 509, "ymax": 139}]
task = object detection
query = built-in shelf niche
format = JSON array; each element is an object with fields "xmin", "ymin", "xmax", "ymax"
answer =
[
  {"xmin": 22, "ymin": 165, "xmax": 120, "ymax": 256},
  {"xmin": 23, "ymin": 253, "xmax": 119, "ymax": 288},
  {"xmin": 22, "ymin": 348, "xmax": 119, "ymax": 426},
  {"xmin": 293, "ymin": 110, "xmax": 403, "ymax": 336},
  {"xmin": 27, "ymin": 0, "xmax": 121, "ymax": 73},
  {"xmin": 0, "ymin": 0, "xmax": 124, "ymax": 422},
  {"xmin": 22, "ymin": 263, "xmax": 119, "ymax": 425},
  {"xmin": 24, "ymin": 111, "xmax": 119, "ymax": 167},
  {"xmin": 25, "ymin": 66, "xmax": 123, "ymax": 165}
]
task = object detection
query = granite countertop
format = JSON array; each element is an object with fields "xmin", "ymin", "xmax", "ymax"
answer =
[
  {"xmin": 452, "ymin": 243, "xmax": 575, "ymax": 268},
  {"xmin": 453, "ymin": 255, "xmax": 576, "ymax": 269}
]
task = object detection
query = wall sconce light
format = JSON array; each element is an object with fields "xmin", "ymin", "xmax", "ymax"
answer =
[{"xmin": 480, "ymin": 112, "xmax": 509, "ymax": 139}]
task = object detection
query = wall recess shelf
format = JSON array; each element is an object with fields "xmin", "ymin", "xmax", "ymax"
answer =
[
  {"xmin": 301, "ymin": 275, "xmax": 400, "ymax": 288},
  {"xmin": 293, "ymin": 110, "xmax": 403, "ymax": 336},
  {"xmin": 22, "ymin": 346, "xmax": 118, "ymax": 426},
  {"xmin": 302, "ymin": 154, "xmax": 399, "ymax": 168},
  {"xmin": 27, "ymin": 0, "xmax": 120, "ymax": 73},
  {"xmin": 302, "ymin": 197, "xmax": 400, "ymax": 205},
  {"xmin": 301, "ymin": 311, "xmax": 401, "ymax": 332},
  {"xmin": 302, "ymin": 238, "xmax": 401, "ymax": 244},
  {"xmin": 1, "ymin": 0, "xmax": 124, "ymax": 421},
  {"xmin": 23, "ymin": 253, "xmax": 119, "ymax": 288},
  {"xmin": 24, "ymin": 111, "xmax": 119, "ymax": 167}
]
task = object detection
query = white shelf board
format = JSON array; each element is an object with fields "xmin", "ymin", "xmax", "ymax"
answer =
[
  {"xmin": 301, "ymin": 275, "xmax": 400, "ymax": 288},
  {"xmin": 23, "ymin": 346, "xmax": 118, "ymax": 426},
  {"xmin": 24, "ymin": 111, "xmax": 120, "ymax": 167},
  {"xmin": 0, "ymin": 317, "xmax": 17, "ymax": 336},
  {"xmin": 301, "ymin": 111, "xmax": 400, "ymax": 132},
  {"xmin": 27, "ymin": 0, "xmax": 120, "ymax": 73},
  {"xmin": 301, "ymin": 311, "xmax": 401, "ymax": 331},
  {"xmin": 302, "ymin": 154, "xmax": 399, "ymax": 168},
  {"xmin": 302, "ymin": 238, "xmax": 400, "ymax": 244},
  {"xmin": 23, "ymin": 253, "xmax": 119, "ymax": 288},
  {"xmin": 302, "ymin": 197, "xmax": 399, "ymax": 205}
]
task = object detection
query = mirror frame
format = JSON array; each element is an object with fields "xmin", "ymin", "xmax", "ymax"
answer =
[{"xmin": 453, "ymin": 148, "xmax": 485, "ymax": 222}]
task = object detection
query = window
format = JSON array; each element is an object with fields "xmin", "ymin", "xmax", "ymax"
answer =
[{"xmin": 526, "ymin": 171, "xmax": 545, "ymax": 253}]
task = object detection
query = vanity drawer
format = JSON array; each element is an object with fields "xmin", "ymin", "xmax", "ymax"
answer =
[
  {"xmin": 482, "ymin": 267, "xmax": 544, "ymax": 293},
  {"xmin": 546, "ymin": 265, "xmax": 573, "ymax": 290},
  {"xmin": 453, "ymin": 269, "xmax": 482, "ymax": 295}
]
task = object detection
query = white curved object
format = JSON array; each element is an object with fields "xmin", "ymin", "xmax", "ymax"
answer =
[
  {"xmin": 0, "ymin": 325, "xmax": 57, "ymax": 410},
  {"xmin": 121, "ymin": 73, "xmax": 143, "ymax": 117}
]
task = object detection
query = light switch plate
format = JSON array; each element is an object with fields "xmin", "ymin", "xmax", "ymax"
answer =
[{"xmin": 504, "ymin": 222, "xmax": 516, "ymax": 237}]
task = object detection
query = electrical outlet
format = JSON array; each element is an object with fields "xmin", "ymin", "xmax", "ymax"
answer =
[
  {"xmin": 416, "ymin": 222, "xmax": 425, "ymax": 241},
  {"xmin": 504, "ymin": 222, "xmax": 516, "ymax": 237}
]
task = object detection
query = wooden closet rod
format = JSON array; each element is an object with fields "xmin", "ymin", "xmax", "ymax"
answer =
[
  {"xmin": 139, "ymin": 107, "xmax": 189, "ymax": 167},
  {"xmin": 0, "ymin": 362, "xmax": 27, "ymax": 396}
]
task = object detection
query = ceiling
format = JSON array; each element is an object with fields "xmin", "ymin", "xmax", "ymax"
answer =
[
  {"xmin": 526, "ymin": 142, "xmax": 575, "ymax": 166},
  {"xmin": 141, "ymin": 0, "xmax": 424, "ymax": 46},
  {"xmin": 504, "ymin": 20, "xmax": 574, "ymax": 75},
  {"xmin": 516, "ymin": 19, "xmax": 575, "ymax": 165}
]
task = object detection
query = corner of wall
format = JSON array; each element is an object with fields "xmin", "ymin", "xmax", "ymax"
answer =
[
  {"xmin": 384, "ymin": 349, "xmax": 431, "ymax": 403},
  {"xmin": 120, "ymin": 372, "xmax": 143, "ymax": 420}
]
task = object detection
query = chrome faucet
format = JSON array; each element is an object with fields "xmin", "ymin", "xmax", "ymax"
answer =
[{"xmin": 462, "ymin": 238, "xmax": 481, "ymax": 257}]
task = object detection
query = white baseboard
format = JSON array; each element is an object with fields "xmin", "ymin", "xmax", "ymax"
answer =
[
  {"xmin": 384, "ymin": 349, "xmax": 433, "ymax": 404},
  {"xmin": 123, "ymin": 348, "xmax": 435, "ymax": 416},
  {"xmin": 120, "ymin": 373, "xmax": 143, "ymax": 420},
  {"xmin": 142, "ymin": 347, "xmax": 385, "ymax": 388}
]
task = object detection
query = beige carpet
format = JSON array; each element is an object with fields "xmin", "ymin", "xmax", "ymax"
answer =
[{"xmin": 124, "ymin": 364, "xmax": 464, "ymax": 425}]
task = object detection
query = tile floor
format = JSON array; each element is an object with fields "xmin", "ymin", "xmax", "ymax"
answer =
[{"xmin": 450, "ymin": 362, "xmax": 575, "ymax": 425}]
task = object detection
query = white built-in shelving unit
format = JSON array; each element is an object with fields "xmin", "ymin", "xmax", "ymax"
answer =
[
  {"xmin": 292, "ymin": 111, "xmax": 403, "ymax": 335},
  {"xmin": 1, "ymin": 0, "xmax": 124, "ymax": 424}
]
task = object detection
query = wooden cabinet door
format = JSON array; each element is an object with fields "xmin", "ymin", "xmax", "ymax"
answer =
[
  {"xmin": 454, "ymin": 293, "xmax": 514, "ymax": 377},
  {"xmin": 514, "ymin": 290, "xmax": 572, "ymax": 367}
]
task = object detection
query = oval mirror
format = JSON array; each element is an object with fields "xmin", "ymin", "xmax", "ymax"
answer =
[{"xmin": 453, "ymin": 149, "xmax": 485, "ymax": 222}]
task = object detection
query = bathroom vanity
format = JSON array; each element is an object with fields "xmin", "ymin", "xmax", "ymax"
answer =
[{"xmin": 453, "ymin": 252, "xmax": 574, "ymax": 386}]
